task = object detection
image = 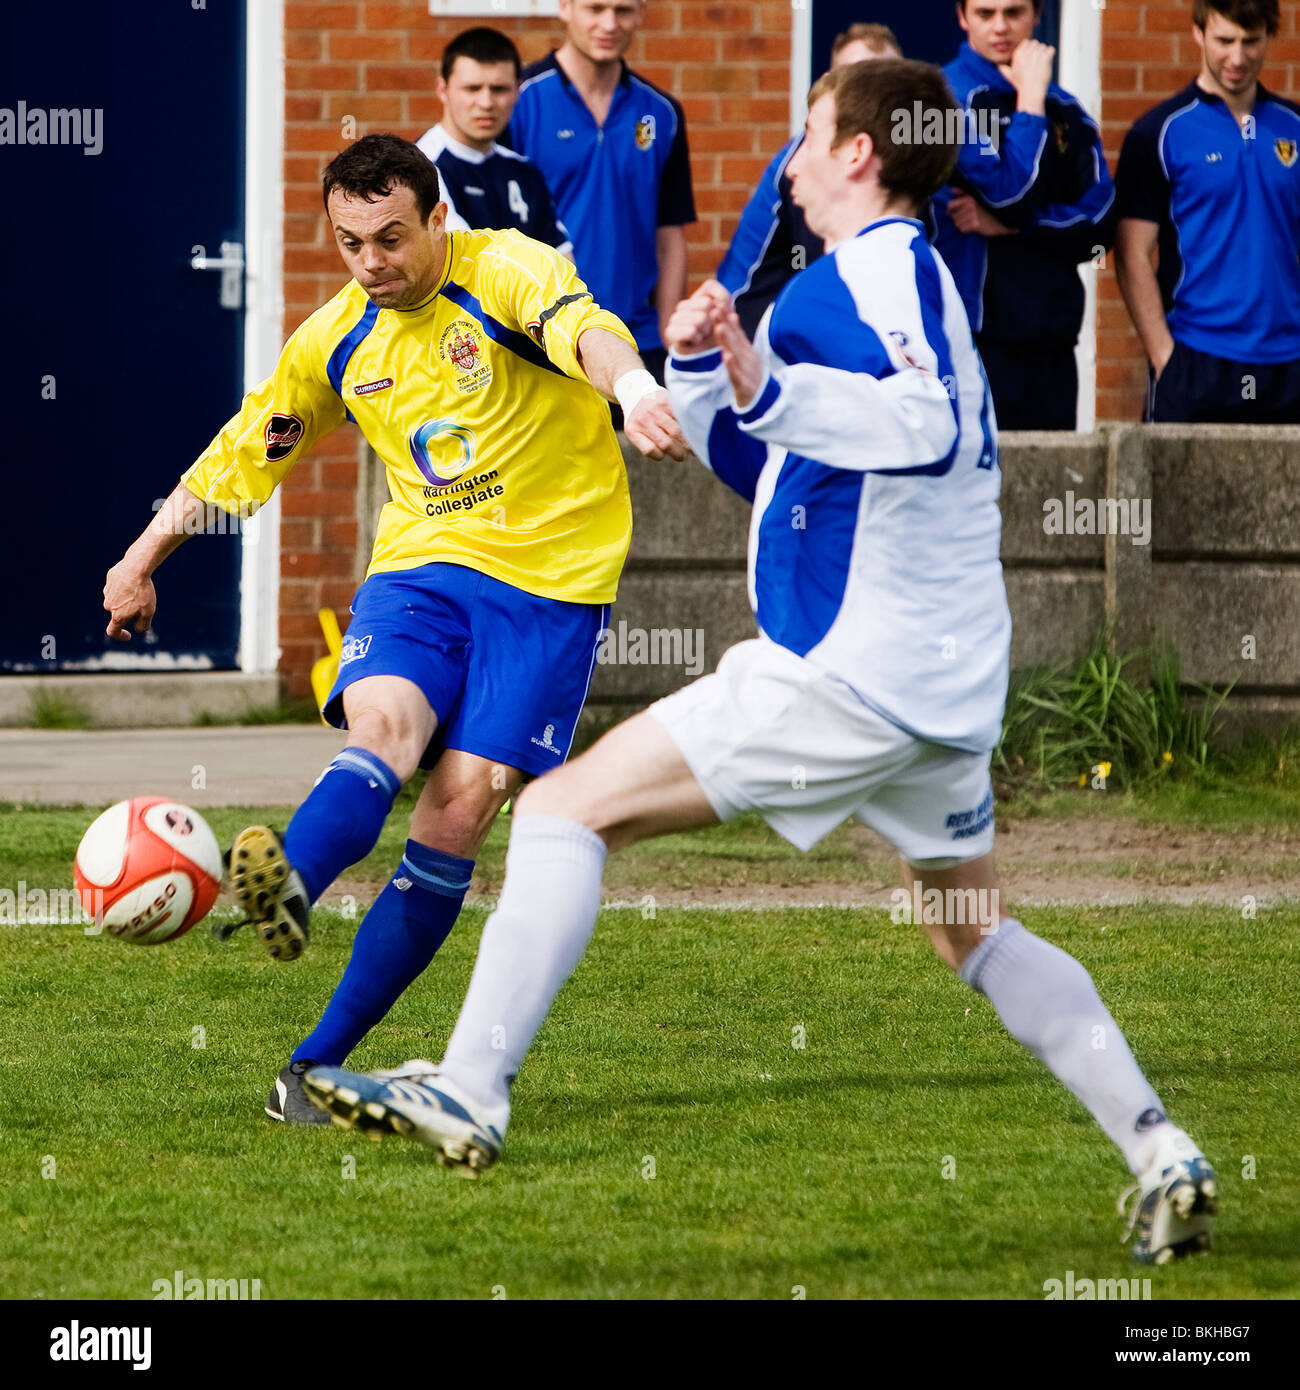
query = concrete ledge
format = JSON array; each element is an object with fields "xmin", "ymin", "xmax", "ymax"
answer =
[
  {"xmin": 0, "ymin": 726, "xmax": 343, "ymax": 806},
  {"xmin": 0, "ymin": 673, "xmax": 281, "ymax": 729},
  {"xmin": 1005, "ymin": 569, "xmax": 1105, "ymax": 669},
  {"xmin": 1150, "ymin": 426, "xmax": 1300, "ymax": 557},
  {"xmin": 1150, "ymin": 562, "xmax": 1300, "ymax": 685},
  {"xmin": 1211, "ymin": 694, "xmax": 1300, "ymax": 743},
  {"xmin": 1000, "ymin": 430, "xmax": 1108, "ymax": 563},
  {"xmin": 588, "ymin": 570, "xmax": 755, "ymax": 701},
  {"xmin": 623, "ymin": 437, "xmax": 751, "ymax": 563}
]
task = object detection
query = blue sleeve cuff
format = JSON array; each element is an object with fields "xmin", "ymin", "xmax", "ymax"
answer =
[
  {"xmin": 738, "ymin": 372, "xmax": 781, "ymax": 425},
  {"xmin": 668, "ymin": 349, "xmax": 724, "ymax": 373}
]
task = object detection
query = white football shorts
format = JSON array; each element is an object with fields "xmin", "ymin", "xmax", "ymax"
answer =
[{"xmin": 647, "ymin": 638, "xmax": 995, "ymax": 863}]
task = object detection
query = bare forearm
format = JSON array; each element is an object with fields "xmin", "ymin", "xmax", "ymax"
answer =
[
  {"xmin": 104, "ymin": 483, "xmax": 207, "ymax": 641},
  {"xmin": 654, "ymin": 226, "xmax": 689, "ymax": 343},
  {"xmin": 576, "ymin": 327, "xmax": 647, "ymax": 400},
  {"xmin": 123, "ymin": 483, "xmax": 207, "ymax": 576},
  {"xmin": 1115, "ymin": 225, "xmax": 1173, "ymax": 365}
]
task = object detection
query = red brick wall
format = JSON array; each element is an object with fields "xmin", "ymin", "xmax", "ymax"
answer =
[
  {"xmin": 277, "ymin": 0, "xmax": 793, "ymax": 694},
  {"xmin": 1096, "ymin": 0, "xmax": 1300, "ymax": 422}
]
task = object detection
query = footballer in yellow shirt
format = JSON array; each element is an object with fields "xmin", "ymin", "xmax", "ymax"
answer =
[
  {"xmin": 103, "ymin": 134, "xmax": 685, "ymax": 1114},
  {"xmin": 183, "ymin": 221, "xmax": 637, "ymax": 603}
]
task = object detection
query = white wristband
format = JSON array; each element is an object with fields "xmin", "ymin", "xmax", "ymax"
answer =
[{"xmin": 613, "ymin": 368, "xmax": 662, "ymax": 418}]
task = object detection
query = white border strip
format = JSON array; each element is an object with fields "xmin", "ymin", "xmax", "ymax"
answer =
[
  {"xmin": 790, "ymin": 0, "xmax": 812, "ymax": 136},
  {"xmin": 1059, "ymin": 0, "xmax": 1103, "ymax": 432},
  {"xmin": 239, "ymin": 0, "xmax": 285, "ymax": 673}
]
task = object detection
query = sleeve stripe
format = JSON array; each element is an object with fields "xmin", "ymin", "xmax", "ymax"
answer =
[
  {"xmin": 326, "ymin": 299, "xmax": 380, "ymax": 416},
  {"xmin": 738, "ymin": 373, "xmax": 781, "ymax": 424},
  {"xmin": 439, "ymin": 279, "xmax": 564, "ymax": 377},
  {"xmin": 669, "ymin": 349, "xmax": 724, "ymax": 373}
]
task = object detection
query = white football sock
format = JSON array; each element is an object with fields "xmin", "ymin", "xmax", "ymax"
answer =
[
  {"xmin": 959, "ymin": 918, "xmax": 1172, "ymax": 1175},
  {"xmin": 440, "ymin": 814, "xmax": 607, "ymax": 1109}
]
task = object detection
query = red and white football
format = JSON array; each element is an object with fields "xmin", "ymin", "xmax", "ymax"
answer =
[{"xmin": 74, "ymin": 797, "xmax": 223, "ymax": 945}]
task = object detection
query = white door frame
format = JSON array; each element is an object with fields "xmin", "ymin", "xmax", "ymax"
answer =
[
  {"xmin": 239, "ymin": 0, "xmax": 285, "ymax": 673},
  {"xmin": 1057, "ymin": 0, "xmax": 1104, "ymax": 433},
  {"xmin": 790, "ymin": 0, "xmax": 813, "ymax": 136}
]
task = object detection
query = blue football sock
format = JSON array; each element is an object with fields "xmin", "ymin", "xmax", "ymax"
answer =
[
  {"xmin": 282, "ymin": 748, "xmax": 402, "ymax": 903},
  {"xmin": 293, "ymin": 840, "xmax": 474, "ymax": 1066}
]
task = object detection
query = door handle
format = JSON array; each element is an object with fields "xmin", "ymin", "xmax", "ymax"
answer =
[{"xmin": 190, "ymin": 240, "xmax": 244, "ymax": 311}]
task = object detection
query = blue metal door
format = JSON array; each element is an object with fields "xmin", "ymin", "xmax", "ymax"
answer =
[{"xmin": 1, "ymin": 0, "xmax": 247, "ymax": 672}]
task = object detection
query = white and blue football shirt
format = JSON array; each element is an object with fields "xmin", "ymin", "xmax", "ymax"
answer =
[
  {"xmin": 416, "ymin": 123, "xmax": 572, "ymax": 256},
  {"xmin": 667, "ymin": 217, "xmax": 1010, "ymax": 754},
  {"xmin": 508, "ymin": 54, "xmax": 695, "ymax": 352}
]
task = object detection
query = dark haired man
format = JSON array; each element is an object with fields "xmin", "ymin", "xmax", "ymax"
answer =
[
  {"xmin": 718, "ymin": 22, "xmax": 903, "ymax": 338},
  {"xmin": 1116, "ymin": 0, "xmax": 1300, "ymax": 422},
  {"xmin": 507, "ymin": 1, "xmax": 695, "ymax": 383},
  {"xmin": 416, "ymin": 27, "xmax": 571, "ymax": 255},
  {"xmin": 305, "ymin": 65, "xmax": 1216, "ymax": 1271},
  {"xmin": 934, "ymin": 0, "xmax": 1116, "ymax": 430},
  {"xmin": 102, "ymin": 133, "xmax": 685, "ymax": 1123}
]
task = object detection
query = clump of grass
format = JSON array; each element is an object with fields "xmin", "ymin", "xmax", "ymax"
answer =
[
  {"xmin": 27, "ymin": 692, "xmax": 93, "ymax": 730},
  {"xmin": 994, "ymin": 636, "xmax": 1232, "ymax": 792},
  {"xmin": 193, "ymin": 698, "xmax": 321, "ymax": 727}
]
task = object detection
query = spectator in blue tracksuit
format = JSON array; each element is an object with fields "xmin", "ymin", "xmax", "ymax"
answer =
[
  {"xmin": 1115, "ymin": 0, "xmax": 1300, "ymax": 423},
  {"xmin": 933, "ymin": 0, "xmax": 1116, "ymax": 431},
  {"xmin": 507, "ymin": 0, "xmax": 695, "ymax": 386},
  {"xmin": 717, "ymin": 23, "xmax": 902, "ymax": 339}
]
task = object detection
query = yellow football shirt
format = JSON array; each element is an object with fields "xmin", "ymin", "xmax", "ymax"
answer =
[{"xmin": 183, "ymin": 228, "xmax": 636, "ymax": 603}]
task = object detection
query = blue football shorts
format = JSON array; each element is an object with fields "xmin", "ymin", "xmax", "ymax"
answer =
[{"xmin": 322, "ymin": 562, "xmax": 608, "ymax": 777}]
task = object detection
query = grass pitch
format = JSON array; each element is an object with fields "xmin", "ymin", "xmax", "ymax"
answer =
[{"xmin": 1, "ymin": 794, "xmax": 1297, "ymax": 1299}]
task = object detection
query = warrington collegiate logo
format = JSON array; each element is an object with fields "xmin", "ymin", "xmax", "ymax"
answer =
[
  {"xmin": 408, "ymin": 418, "xmax": 479, "ymax": 488},
  {"xmin": 635, "ymin": 115, "xmax": 655, "ymax": 151}
]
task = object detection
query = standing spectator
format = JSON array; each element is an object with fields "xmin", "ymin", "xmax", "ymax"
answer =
[
  {"xmin": 508, "ymin": 0, "xmax": 695, "ymax": 382},
  {"xmin": 718, "ymin": 23, "xmax": 903, "ymax": 338},
  {"xmin": 1115, "ymin": 0, "xmax": 1300, "ymax": 423},
  {"xmin": 415, "ymin": 28, "xmax": 571, "ymax": 256},
  {"xmin": 933, "ymin": 0, "xmax": 1116, "ymax": 431}
]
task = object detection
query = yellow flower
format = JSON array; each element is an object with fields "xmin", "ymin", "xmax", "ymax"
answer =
[{"xmin": 1162, "ymin": 751, "xmax": 1173, "ymax": 764}]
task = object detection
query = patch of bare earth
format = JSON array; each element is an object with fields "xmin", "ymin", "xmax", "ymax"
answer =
[{"xmin": 315, "ymin": 817, "xmax": 1300, "ymax": 912}]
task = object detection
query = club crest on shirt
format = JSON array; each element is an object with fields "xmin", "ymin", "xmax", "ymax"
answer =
[
  {"xmin": 887, "ymin": 329, "xmax": 927, "ymax": 373},
  {"xmin": 635, "ymin": 115, "xmax": 656, "ymax": 151},
  {"xmin": 438, "ymin": 318, "xmax": 492, "ymax": 394},
  {"xmin": 264, "ymin": 413, "xmax": 304, "ymax": 462},
  {"xmin": 1275, "ymin": 137, "xmax": 1297, "ymax": 168}
]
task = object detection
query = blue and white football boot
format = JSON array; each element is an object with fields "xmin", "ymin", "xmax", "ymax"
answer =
[
  {"xmin": 1119, "ymin": 1129, "xmax": 1217, "ymax": 1265},
  {"xmin": 303, "ymin": 1060, "xmax": 506, "ymax": 1177}
]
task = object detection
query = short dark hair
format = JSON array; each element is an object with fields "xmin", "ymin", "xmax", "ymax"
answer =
[
  {"xmin": 809, "ymin": 59, "xmax": 959, "ymax": 205},
  {"xmin": 441, "ymin": 26, "xmax": 522, "ymax": 82},
  {"xmin": 322, "ymin": 133, "xmax": 442, "ymax": 222},
  {"xmin": 832, "ymin": 22, "xmax": 903, "ymax": 59},
  {"xmin": 1193, "ymin": 0, "xmax": 1279, "ymax": 35},
  {"xmin": 834, "ymin": 22, "xmax": 906, "ymax": 59}
]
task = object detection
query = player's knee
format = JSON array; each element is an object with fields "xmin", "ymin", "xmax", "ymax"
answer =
[
  {"xmin": 411, "ymin": 792, "xmax": 498, "ymax": 859},
  {"xmin": 345, "ymin": 705, "xmax": 425, "ymax": 783}
]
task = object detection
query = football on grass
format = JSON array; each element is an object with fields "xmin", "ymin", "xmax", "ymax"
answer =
[{"xmin": 74, "ymin": 798, "xmax": 222, "ymax": 944}]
